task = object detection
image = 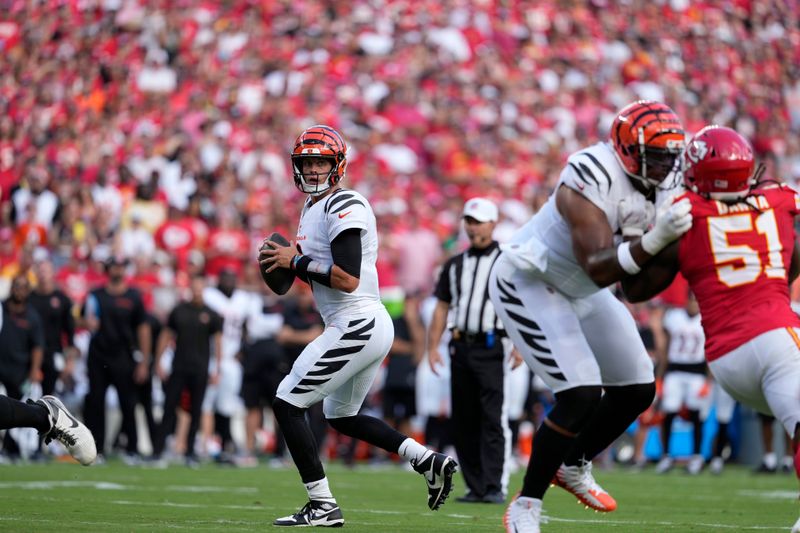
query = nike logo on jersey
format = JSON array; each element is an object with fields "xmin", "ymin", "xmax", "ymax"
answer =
[{"xmin": 338, "ymin": 211, "xmax": 352, "ymax": 219}]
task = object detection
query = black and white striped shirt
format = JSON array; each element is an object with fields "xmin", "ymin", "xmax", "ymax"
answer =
[{"xmin": 433, "ymin": 242, "xmax": 503, "ymax": 335}]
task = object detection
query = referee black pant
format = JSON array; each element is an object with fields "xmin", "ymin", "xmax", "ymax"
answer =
[{"xmin": 450, "ymin": 340, "xmax": 508, "ymax": 497}]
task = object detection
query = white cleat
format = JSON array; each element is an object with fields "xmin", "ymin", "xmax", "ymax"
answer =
[
  {"xmin": 655, "ymin": 456, "xmax": 674, "ymax": 474},
  {"xmin": 36, "ymin": 396, "xmax": 97, "ymax": 466},
  {"xmin": 552, "ymin": 461, "xmax": 617, "ymax": 512},
  {"xmin": 709, "ymin": 456, "xmax": 724, "ymax": 475},
  {"xmin": 504, "ymin": 496, "xmax": 543, "ymax": 533},
  {"xmin": 686, "ymin": 455, "xmax": 704, "ymax": 475},
  {"xmin": 791, "ymin": 515, "xmax": 800, "ymax": 533}
]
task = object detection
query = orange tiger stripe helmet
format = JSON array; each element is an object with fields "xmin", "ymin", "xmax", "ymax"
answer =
[
  {"xmin": 291, "ymin": 124, "xmax": 348, "ymax": 196},
  {"xmin": 610, "ymin": 101, "xmax": 685, "ymax": 190}
]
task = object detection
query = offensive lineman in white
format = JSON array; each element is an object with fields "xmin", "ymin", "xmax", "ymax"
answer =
[
  {"xmin": 259, "ymin": 125, "xmax": 457, "ymax": 528},
  {"xmin": 491, "ymin": 101, "xmax": 693, "ymax": 532}
]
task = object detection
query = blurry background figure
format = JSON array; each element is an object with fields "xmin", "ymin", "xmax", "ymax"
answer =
[
  {"xmin": 82, "ymin": 256, "xmax": 151, "ymax": 463},
  {"xmin": 200, "ymin": 268, "xmax": 251, "ymax": 461},
  {"xmin": 655, "ymin": 293, "xmax": 708, "ymax": 475},
  {"xmin": 28, "ymin": 258, "xmax": 77, "ymax": 397},
  {"xmin": 153, "ymin": 274, "xmax": 222, "ymax": 466},
  {"xmin": 0, "ymin": 275, "xmax": 44, "ymax": 460},
  {"xmin": 705, "ymin": 380, "xmax": 738, "ymax": 475},
  {"xmin": 381, "ymin": 292, "xmax": 424, "ymax": 446},
  {"xmin": 416, "ymin": 294, "xmax": 453, "ymax": 455},
  {"xmin": 755, "ymin": 413, "xmax": 795, "ymax": 474},
  {"xmin": 238, "ymin": 290, "xmax": 284, "ymax": 467}
]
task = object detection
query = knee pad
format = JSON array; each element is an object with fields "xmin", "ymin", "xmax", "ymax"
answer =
[{"xmin": 550, "ymin": 386, "xmax": 603, "ymax": 434}]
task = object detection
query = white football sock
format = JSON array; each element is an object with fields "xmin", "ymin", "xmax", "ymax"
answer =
[
  {"xmin": 305, "ymin": 477, "xmax": 334, "ymax": 501},
  {"xmin": 397, "ymin": 437, "xmax": 428, "ymax": 463}
]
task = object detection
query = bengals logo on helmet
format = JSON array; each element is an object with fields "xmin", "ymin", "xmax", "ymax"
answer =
[
  {"xmin": 290, "ymin": 125, "xmax": 348, "ymax": 196},
  {"xmin": 610, "ymin": 101, "xmax": 685, "ymax": 189}
]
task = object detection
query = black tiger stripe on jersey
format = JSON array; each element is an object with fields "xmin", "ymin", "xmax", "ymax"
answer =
[
  {"xmin": 569, "ymin": 162, "xmax": 597, "ymax": 187},
  {"xmin": 330, "ymin": 199, "xmax": 365, "ymax": 214},
  {"xmin": 581, "ymin": 152, "xmax": 612, "ymax": 191},
  {"xmin": 342, "ymin": 318, "xmax": 375, "ymax": 341},
  {"xmin": 348, "ymin": 318, "xmax": 366, "ymax": 328},
  {"xmin": 323, "ymin": 189, "xmax": 350, "ymax": 213}
]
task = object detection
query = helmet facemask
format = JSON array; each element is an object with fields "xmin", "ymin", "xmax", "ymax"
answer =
[{"xmin": 292, "ymin": 155, "xmax": 341, "ymax": 196}]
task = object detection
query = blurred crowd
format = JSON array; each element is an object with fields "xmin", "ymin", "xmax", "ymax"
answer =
[{"xmin": 1, "ymin": 0, "xmax": 800, "ymax": 461}]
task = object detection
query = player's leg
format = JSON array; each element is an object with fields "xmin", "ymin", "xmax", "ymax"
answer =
[
  {"xmin": 685, "ymin": 373, "xmax": 708, "ymax": 474},
  {"xmin": 759, "ymin": 329, "xmax": 800, "ymax": 532},
  {"xmin": 322, "ymin": 310, "xmax": 457, "ymax": 511},
  {"xmin": 488, "ymin": 260, "xmax": 610, "ymax": 521},
  {"xmin": 563, "ymin": 289, "xmax": 656, "ymax": 469},
  {"xmin": 656, "ymin": 372, "xmax": 681, "ymax": 474},
  {"xmin": 710, "ymin": 383, "xmax": 736, "ymax": 474},
  {"xmin": 272, "ymin": 325, "xmax": 347, "ymax": 527},
  {"xmin": 0, "ymin": 394, "xmax": 50, "ymax": 432}
]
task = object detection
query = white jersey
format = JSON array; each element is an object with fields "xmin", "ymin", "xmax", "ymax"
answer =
[
  {"xmin": 203, "ymin": 287, "xmax": 258, "ymax": 361},
  {"xmin": 507, "ymin": 141, "xmax": 656, "ymax": 298},
  {"xmin": 663, "ymin": 309, "xmax": 705, "ymax": 365},
  {"xmin": 296, "ymin": 188, "xmax": 384, "ymax": 325}
]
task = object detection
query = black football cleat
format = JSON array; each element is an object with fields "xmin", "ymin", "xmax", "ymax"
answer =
[
  {"xmin": 273, "ymin": 499, "xmax": 344, "ymax": 527},
  {"xmin": 411, "ymin": 450, "xmax": 458, "ymax": 511}
]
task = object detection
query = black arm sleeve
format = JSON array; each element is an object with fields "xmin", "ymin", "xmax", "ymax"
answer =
[{"xmin": 330, "ymin": 228, "xmax": 362, "ymax": 279}]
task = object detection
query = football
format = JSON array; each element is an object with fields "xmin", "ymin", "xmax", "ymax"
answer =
[{"xmin": 259, "ymin": 232, "xmax": 296, "ymax": 295}]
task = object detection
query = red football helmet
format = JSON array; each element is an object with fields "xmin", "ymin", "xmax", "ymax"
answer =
[
  {"xmin": 610, "ymin": 100, "xmax": 685, "ymax": 190},
  {"xmin": 291, "ymin": 125, "xmax": 348, "ymax": 196},
  {"xmin": 683, "ymin": 125, "xmax": 755, "ymax": 201}
]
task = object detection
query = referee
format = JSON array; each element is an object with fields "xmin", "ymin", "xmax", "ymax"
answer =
[{"xmin": 427, "ymin": 197, "xmax": 510, "ymax": 504}]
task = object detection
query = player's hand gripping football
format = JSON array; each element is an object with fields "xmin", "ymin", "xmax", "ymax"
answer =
[
  {"xmin": 258, "ymin": 237, "xmax": 296, "ymax": 273},
  {"xmin": 618, "ymin": 195, "xmax": 656, "ymax": 238},
  {"xmin": 641, "ymin": 198, "xmax": 693, "ymax": 255}
]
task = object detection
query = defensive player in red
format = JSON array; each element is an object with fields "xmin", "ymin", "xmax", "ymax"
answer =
[{"xmin": 623, "ymin": 126, "xmax": 800, "ymax": 533}]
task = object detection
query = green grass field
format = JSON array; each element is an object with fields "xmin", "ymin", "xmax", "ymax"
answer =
[{"xmin": 0, "ymin": 460, "xmax": 797, "ymax": 532}]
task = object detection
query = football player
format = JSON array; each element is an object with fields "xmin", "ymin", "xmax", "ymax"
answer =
[
  {"xmin": 490, "ymin": 101, "xmax": 692, "ymax": 533},
  {"xmin": 655, "ymin": 291, "xmax": 708, "ymax": 475},
  {"xmin": 259, "ymin": 125, "xmax": 457, "ymax": 527},
  {"xmin": 623, "ymin": 125, "xmax": 800, "ymax": 533}
]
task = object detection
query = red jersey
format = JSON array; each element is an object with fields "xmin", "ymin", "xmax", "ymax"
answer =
[{"xmin": 677, "ymin": 185, "xmax": 800, "ymax": 361}]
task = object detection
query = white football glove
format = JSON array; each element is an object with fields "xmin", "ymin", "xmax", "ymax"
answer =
[
  {"xmin": 641, "ymin": 198, "xmax": 693, "ymax": 255},
  {"xmin": 618, "ymin": 195, "xmax": 656, "ymax": 238}
]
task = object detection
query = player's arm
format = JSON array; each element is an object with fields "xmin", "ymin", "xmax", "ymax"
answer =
[
  {"xmin": 260, "ymin": 229, "xmax": 362, "ymax": 293},
  {"xmin": 620, "ymin": 241, "xmax": 680, "ymax": 303},
  {"xmin": 558, "ymin": 184, "xmax": 691, "ymax": 288}
]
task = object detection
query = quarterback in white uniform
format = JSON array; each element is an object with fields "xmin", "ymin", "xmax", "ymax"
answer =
[
  {"xmin": 494, "ymin": 101, "xmax": 693, "ymax": 533},
  {"xmin": 259, "ymin": 125, "xmax": 456, "ymax": 528}
]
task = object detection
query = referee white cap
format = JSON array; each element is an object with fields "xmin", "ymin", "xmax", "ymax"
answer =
[{"xmin": 463, "ymin": 197, "xmax": 499, "ymax": 223}]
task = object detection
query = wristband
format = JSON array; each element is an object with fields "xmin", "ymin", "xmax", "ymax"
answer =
[
  {"xmin": 616, "ymin": 241, "xmax": 641, "ymax": 275},
  {"xmin": 292, "ymin": 254, "xmax": 332, "ymax": 277}
]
